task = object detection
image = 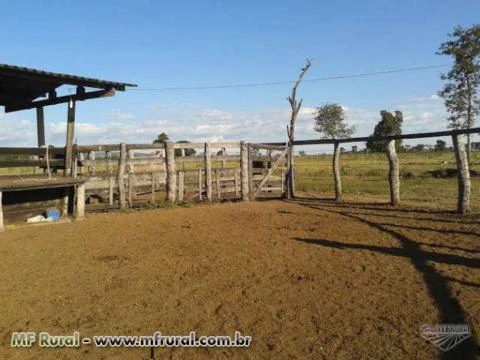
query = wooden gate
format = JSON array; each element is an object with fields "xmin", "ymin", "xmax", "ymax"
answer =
[{"xmin": 249, "ymin": 144, "xmax": 288, "ymax": 199}]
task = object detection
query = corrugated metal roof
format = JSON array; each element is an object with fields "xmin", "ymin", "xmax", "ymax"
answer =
[{"xmin": 0, "ymin": 63, "xmax": 137, "ymax": 90}]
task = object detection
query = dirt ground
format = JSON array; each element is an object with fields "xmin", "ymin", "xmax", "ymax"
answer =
[{"xmin": 0, "ymin": 198, "xmax": 479, "ymax": 359}]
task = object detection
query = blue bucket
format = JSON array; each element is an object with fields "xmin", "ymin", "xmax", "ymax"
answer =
[{"xmin": 45, "ymin": 207, "xmax": 61, "ymax": 221}]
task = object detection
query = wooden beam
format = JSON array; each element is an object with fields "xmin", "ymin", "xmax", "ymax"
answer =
[
  {"xmin": 5, "ymin": 88, "xmax": 115, "ymax": 112},
  {"xmin": 265, "ymin": 127, "xmax": 480, "ymax": 146},
  {"xmin": 36, "ymin": 107, "xmax": 46, "ymax": 147}
]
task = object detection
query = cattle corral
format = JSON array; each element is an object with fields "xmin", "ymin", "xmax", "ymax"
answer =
[{"xmin": 1, "ymin": 64, "xmax": 479, "ymax": 359}]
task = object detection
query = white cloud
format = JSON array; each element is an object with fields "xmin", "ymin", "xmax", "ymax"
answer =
[{"xmin": 0, "ymin": 94, "xmax": 457, "ymax": 152}]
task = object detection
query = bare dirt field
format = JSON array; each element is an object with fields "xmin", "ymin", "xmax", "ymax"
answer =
[{"xmin": 0, "ymin": 198, "xmax": 479, "ymax": 359}]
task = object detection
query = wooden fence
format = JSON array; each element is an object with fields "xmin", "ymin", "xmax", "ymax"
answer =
[{"xmin": 269, "ymin": 127, "xmax": 480, "ymax": 215}]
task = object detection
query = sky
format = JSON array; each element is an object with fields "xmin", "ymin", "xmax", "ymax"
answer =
[{"xmin": 1, "ymin": 0, "xmax": 479, "ymax": 153}]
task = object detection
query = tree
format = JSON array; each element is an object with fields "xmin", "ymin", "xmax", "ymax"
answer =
[
  {"xmin": 286, "ymin": 59, "xmax": 313, "ymax": 198},
  {"xmin": 435, "ymin": 139, "xmax": 447, "ymax": 151},
  {"xmin": 313, "ymin": 103, "xmax": 355, "ymax": 139},
  {"xmin": 153, "ymin": 132, "xmax": 169, "ymax": 144},
  {"xmin": 437, "ymin": 24, "xmax": 480, "ymax": 160},
  {"xmin": 366, "ymin": 110, "xmax": 403, "ymax": 152},
  {"xmin": 299, "ymin": 150, "xmax": 307, "ymax": 156}
]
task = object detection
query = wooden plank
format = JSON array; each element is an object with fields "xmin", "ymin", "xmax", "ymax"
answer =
[
  {"xmin": 254, "ymin": 148, "xmax": 288, "ymax": 196},
  {"xmin": 452, "ymin": 134, "xmax": 471, "ymax": 215},
  {"xmin": 0, "ymin": 159, "xmax": 64, "ymax": 168},
  {"xmin": 0, "ymin": 147, "xmax": 64, "ymax": 156},
  {"xmin": 250, "ymin": 143, "xmax": 288, "ymax": 151},
  {"xmin": 118, "ymin": 143, "xmax": 127, "ymax": 209},
  {"xmin": 205, "ymin": 143, "xmax": 212, "ymax": 201}
]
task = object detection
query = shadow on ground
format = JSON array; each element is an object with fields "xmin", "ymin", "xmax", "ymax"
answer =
[{"xmin": 289, "ymin": 197, "xmax": 480, "ymax": 360}]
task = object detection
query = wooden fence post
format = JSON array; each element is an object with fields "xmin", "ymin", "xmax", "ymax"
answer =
[
  {"xmin": 286, "ymin": 145, "xmax": 293, "ymax": 199},
  {"xmin": 333, "ymin": 141, "xmax": 342, "ymax": 201},
  {"xmin": 386, "ymin": 139, "xmax": 400, "ymax": 206},
  {"xmin": 216, "ymin": 169, "xmax": 222, "ymax": 200},
  {"xmin": 198, "ymin": 168, "xmax": 203, "ymax": 201},
  {"xmin": 240, "ymin": 141, "xmax": 249, "ymax": 201},
  {"xmin": 165, "ymin": 141, "xmax": 177, "ymax": 202},
  {"xmin": 248, "ymin": 144, "xmax": 254, "ymax": 200},
  {"xmin": 118, "ymin": 143, "xmax": 127, "ymax": 209},
  {"xmin": 452, "ymin": 134, "xmax": 471, "ymax": 215},
  {"xmin": 178, "ymin": 171, "xmax": 185, "ymax": 201},
  {"xmin": 76, "ymin": 184, "xmax": 85, "ymax": 219},
  {"xmin": 107, "ymin": 151, "xmax": 114, "ymax": 206},
  {"xmin": 151, "ymin": 172, "xmax": 156, "ymax": 203},
  {"xmin": 204, "ymin": 142, "xmax": 212, "ymax": 201},
  {"xmin": 0, "ymin": 191, "xmax": 4, "ymax": 232}
]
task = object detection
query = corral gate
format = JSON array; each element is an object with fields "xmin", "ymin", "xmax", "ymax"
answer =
[{"xmin": 249, "ymin": 144, "xmax": 288, "ymax": 199}]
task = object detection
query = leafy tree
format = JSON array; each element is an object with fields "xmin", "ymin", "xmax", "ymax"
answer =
[
  {"xmin": 437, "ymin": 24, "xmax": 480, "ymax": 159},
  {"xmin": 313, "ymin": 103, "xmax": 355, "ymax": 139},
  {"xmin": 174, "ymin": 141, "xmax": 196, "ymax": 156},
  {"xmin": 435, "ymin": 139, "xmax": 447, "ymax": 151},
  {"xmin": 153, "ymin": 132, "xmax": 169, "ymax": 144},
  {"xmin": 366, "ymin": 110, "xmax": 403, "ymax": 152}
]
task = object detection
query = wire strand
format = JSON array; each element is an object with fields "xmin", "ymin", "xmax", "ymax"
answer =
[{"xmin": 127, "ymin": 65, "xmax": 448, "ymax": 92}]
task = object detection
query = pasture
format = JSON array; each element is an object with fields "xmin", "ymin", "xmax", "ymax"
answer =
[
  {"xmin": 0, "ymin": 198, "xmax": 478, "ymax": 359},
  {"xmin": 295, "ymin": 151, "xmax": 480, "ymax": 212}
]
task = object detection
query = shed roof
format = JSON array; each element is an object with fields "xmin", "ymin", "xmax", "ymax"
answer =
[{"xmin": 0, "ymin": 64, "xmax": 137, "ymax": 112}]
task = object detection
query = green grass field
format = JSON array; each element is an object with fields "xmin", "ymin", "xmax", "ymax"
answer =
[{"xmin": 294, "ymin": 151, "xmax": 480, "ymax": 212}]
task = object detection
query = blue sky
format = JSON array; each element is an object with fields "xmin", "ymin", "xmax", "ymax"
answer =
[{"xmin": 1, "ymin": 0, "xmax": 479, "ymax": 152}]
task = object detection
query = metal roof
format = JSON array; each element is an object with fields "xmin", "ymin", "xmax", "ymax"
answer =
[
  {"xmin": 0, "ymin": 63, "xmax": 137, "ymax": 90},
  {"xmin": 0, "ymin": 64, "xmax": 137, "ymax": 112}
]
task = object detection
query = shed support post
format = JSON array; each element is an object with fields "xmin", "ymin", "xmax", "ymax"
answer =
[
  {"xmin": 165, "ymin": 141, "xmax": 176, "ymax": 202},
  {"xmin": 240, "ymin": 141, "xmax": 250, "ymax": 201},
  {"xmin": 386, "ymin": 139, "xmax": 400, "ymax": 206},
  {"xmin": 204, "ymin": 142, "xmax": 212, "ymax": 201},
  {"xmin": 64, "ymin": 99, "xmax": 75, "ymax": 176},
  {"xmin": 333, "ymin": 141, "xmax": 342, "ymax": 201},
  {"xmin": 452, "ymin": 134, "xmax": 471, "ymax": 215},
  {"xmin": 36, "ymin": 107, "xmax": 46, "ymax": 147}
]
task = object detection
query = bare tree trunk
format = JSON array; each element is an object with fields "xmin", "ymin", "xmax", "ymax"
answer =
[
  {"xmin": 286, "ymin": 59, "xmax": 313, "ymax": 199},
  {"xmin": 333, "ymin": 142, "xmax": 342, "ymax": 201}
]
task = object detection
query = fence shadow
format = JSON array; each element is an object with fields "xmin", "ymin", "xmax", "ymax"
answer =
[{"xmin": 291, "ymin": 198, "xmax": 479, "ymax": 359}]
